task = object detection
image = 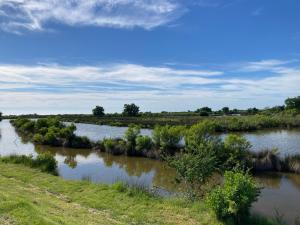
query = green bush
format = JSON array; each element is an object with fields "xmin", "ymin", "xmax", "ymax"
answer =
[
  {"xmin": 103, "ymin": 138, "xmax": 127, "ymax": 155},
  {"xmin": 184, "ymin": 121, "xmax": 222, "ymax": 157},
  {"xmin": 222, "ymin": 134, "xmax": 252, "ymax": 170},
  {"xmin": 69, "ymin": 136, "xmax": 91, "ymax": 148},
  {"xmin": 136, "ymin": 135, "xmax": 152, "ymax": 152},
  {"xmin": 152, "ymin": 125, "xmax": 184, "ymax": 154},
  {"xmin": 207, "ymin": 171, "xmax": 260, "ymax": 224},
  {"xmin": 124, "ymin": 125, "xmax": 141, "ymax": 155},
  {"xmin": 44, "ymin": 130, "xmax": 59, "ymax": 146},
  {"xmin": 33, "ymin": 133, "xmax": 44, "ymax": 144},
  {"xmin": 34, "ymin": 154, "xmax": 58, "ymax": 174},
  {"xmin": 0, "ymin": 154, "xmax": 57, "ymax": 175}
]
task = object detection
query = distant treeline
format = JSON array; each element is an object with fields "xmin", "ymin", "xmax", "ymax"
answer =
[{"xmin": 3, "ymin": 96, "xmax": 300, "ymax": 129}]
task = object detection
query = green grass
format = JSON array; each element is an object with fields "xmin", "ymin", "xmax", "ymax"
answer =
[{"xmin": 0, "ymin": 162, "xmax": 280, "ymax": 225}]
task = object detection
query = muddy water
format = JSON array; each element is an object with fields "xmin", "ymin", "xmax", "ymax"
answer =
[{"xmin": 1, "ymin": 120, "xmax": 300, "ymax": 224}]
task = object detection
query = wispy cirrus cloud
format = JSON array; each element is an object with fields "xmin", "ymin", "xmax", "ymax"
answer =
[
  {"xmin": 0, "ymin": 60, "xmax": 299, "ymax": 114},
  {"xmin": 0, "ymin": 0, "xmax": 184, "ymax": 33}
]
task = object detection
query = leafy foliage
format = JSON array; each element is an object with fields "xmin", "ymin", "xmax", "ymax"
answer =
[
  {"xmin": 222, "ymin": 134, "xmax": 252, "ymax": 170},
  {"xmin": 123, "ymin": 103, "xmax": 140, "ymax": 117},
  {"xmin": 152, "ymin": 125, "xmax": 184, "ymax": 154},
  {"xmin": 136, "ymin": 135, "xmax": 152, "ymax": 152},
  {"xmin": 92, "ymin": 106, "xmax": 105, "ymax": 117},
  {"xmin": 0, "ymin": 154, "xmax": 57, "ymax": 175},
  {"xmin": 207, "ymin": 171, "xmax": 260, "ymax": 224},
  {"xmin": 285, "ymin": 96, "xmax": 300, "ymax": 110},
  {"xmin": 11, "ymin": 118, "xmax": 91, "ymax": 148}
]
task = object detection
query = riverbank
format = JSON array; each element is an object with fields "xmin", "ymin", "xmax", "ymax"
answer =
[{"xmin": 0, "ymin": 161, "xmax": 280, "ymax": 225}]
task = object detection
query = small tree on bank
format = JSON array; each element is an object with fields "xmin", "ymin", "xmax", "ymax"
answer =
[
  {"xmin": 92, "ymin": 106, "xmax": 105, "ymax": 117},
  {"xmin": 123, "ymin": 103, "xmax": 140, "ymax": 117}
]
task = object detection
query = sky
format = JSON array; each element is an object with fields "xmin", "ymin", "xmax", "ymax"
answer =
[{"xmin": 0, "ymin": 0, "xmax": 299, "ymax": 115}]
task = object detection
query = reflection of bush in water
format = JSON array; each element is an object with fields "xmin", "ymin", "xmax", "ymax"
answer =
[
  {"xmin": 35, "ymin": 145, "xmax": 95, "ymax": 169},
  {"xmin": 254, "ymin": 173, "xmax": 282, "ymax": 189},
  {"xmin": 98, "ymin": 152, "xmax": 178, "ymax": 190},
  {"xmin": 64, "ymin": 155, "xmax": 78, "ymax": 168},
  {"xmin": 286, "ymin": 174, "xmax": 300, "ymax": 189}
]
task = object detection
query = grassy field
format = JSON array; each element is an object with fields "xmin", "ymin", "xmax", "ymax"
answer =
[{"xmin": 0, "ymin": 162, "xmax": 279, "ymax": 225}]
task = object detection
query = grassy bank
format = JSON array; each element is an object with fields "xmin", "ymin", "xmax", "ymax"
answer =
[{"xmin": 0, "ymin": 161, "xmax": 280, "ymax": 225}]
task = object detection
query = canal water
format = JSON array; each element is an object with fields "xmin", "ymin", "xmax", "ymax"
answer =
[{"xmin": 0, "ymin": 120, "xmax": 300, "ymax": 224}]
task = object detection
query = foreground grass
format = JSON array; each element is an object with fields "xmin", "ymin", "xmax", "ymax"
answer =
[{"xmin": 0, "ymin": 162, "xmax": 279, "ymax": 225}]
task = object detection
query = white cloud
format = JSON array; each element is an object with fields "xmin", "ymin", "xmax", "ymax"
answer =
[
  {"xmin": 0, "ymin": 0, "xmax": 184, "ymax": 33},
  {"xmin": 0, "ymin": 60, "xmax": 299, "ymax": 114},
  {"xmin": 239, "ymin": 59, "xmax": 294, "ymax": 72}
]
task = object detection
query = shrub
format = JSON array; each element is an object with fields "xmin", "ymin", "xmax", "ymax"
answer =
[
  {"xmin": 184, "ymin": 121, "xmax": 222, "ymax": 157},
  {"xmin": 152, "ymin": 125, "xmax": 184, "ymax": 154},
  {"xmin": 44, "ymin": 130, "xmax": 58, "ymax": 146},
  {"xmin": 33, "ymin": 154, "xmax": 58, "ymax": 174},
  {"xmin": 69, "ymin": 136, "xmax": 91, "ymax": 148},
  {"xmin": 124, "ymin": 125, "xmax": 141, "ymax": 155},
  {"xmin": 33, "ymin": 133, "xmax": 44, "ymax": 144},
  {"xmin": 207, "ymin": 171, "xmax": 260, "ymax": 224},
  {"xmin": 21, "ymin": 121, "xmax": 35, "ymax": 133},
  {"xmin": 222, "ymin": 134, "xmax": 252, "ymax": 170},
  {"xmin": 0, "ymin": 154, "xmax": 57, "ymax": 175},
  {"xmin": 103, "ymin": 138, "xmax": 127, "ymax": 155},
  {"xmin": 136, "ymin": 135, "xmax": 152, "ymax": 152}
]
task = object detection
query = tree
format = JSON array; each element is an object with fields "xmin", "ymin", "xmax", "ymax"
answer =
[
  {"xmin": 246, "ymin": 107, "xmax": 259, "ymax": 115},
  {"xmin": 92, "ymin": 106, "xmax": 105, "ymax": 117},
  {"xmin": 222, "ymin": 107, "xmax": 230, "ymax": 115},
  {"xmin": 167, "ymin": 121, "xmax": 222, "ymax": 197},
  {"xmin": 0, "ymin": 112, "xmax": 2, "ymax": 121},
  {"xmin": 285, "ymin": 96, "xmax": 300, "ymax": 110},
  {"xmin": 196, "ymin": 107, "xmax": 212, "ymax": 116},
  {"xmin": 123, "ymin": 103, "xmax": 140, "ymax": 116}
]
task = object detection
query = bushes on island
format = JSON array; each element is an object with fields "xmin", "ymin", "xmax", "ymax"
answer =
[{"xmin": 11, "ymin": 118, "xmax": 91, "ymax": 148}]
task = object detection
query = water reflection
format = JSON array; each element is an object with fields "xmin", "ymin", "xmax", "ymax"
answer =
[{"xmin": 253, "ymin": 173, "xmax": 300, "ymax": 225}]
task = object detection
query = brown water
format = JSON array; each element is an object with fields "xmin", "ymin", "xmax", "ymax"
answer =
[{"xmin": 1, "ymin": 120, "xmax": 300, "ymax": 224}]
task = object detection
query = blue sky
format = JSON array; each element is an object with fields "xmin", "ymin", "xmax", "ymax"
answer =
[{"xmin": 0, "ymin": 0, "xmax": 299, "ymax": 114}]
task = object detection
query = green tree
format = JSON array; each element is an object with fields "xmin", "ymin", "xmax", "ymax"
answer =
[
  {"xmin": 123, "ymin": 103, "xmax": 140, "ymax": 116},
  {"xmin": 285, "ymin": 96, "xmax": 300, "ymax": 110},
  {"xmin": 196, "ymin": 107, "xmax": 212, "ymax": 116},
  {"xmin": 167, "ymin": 121, "xmax": 222, "ymax": 197},
  {"xmin": 222, "ymin": 107, "xmax": 230, "ymax": 115},
  {"xmin": 92, "ymin": 106, "xmax": 105, "ymax": 117}
]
